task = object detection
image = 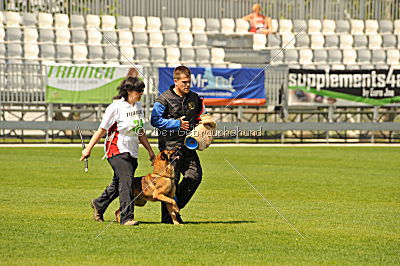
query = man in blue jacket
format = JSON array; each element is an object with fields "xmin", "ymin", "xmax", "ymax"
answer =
[{"xmin": 151, "ymin": 66, "xmax": 206, "ymax": 224}]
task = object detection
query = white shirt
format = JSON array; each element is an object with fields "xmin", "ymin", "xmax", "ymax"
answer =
[{"xmin": 100, "ymin": 98, "xmax": 145, "ymax": 158}]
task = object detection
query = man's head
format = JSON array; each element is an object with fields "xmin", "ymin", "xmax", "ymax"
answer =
[{"xmin": 173, "ymin": 66, "xmax": 191, "ymax": 96}]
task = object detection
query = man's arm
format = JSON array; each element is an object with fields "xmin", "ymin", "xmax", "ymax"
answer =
[{"xmin": 150, "ymin": 102, "xmax": 181, "ymax": 130}]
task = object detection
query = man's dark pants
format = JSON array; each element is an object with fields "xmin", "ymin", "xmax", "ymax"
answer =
[
  {"xmin": 161, "ymin": 147, "xmax": 202, "ymax": 223},
  {"xmin": 93, "ymin": 152, "xmax": 138, "ymax": 224}
]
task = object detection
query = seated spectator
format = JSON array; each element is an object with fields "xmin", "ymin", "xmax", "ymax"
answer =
[{"xmin": 243, "ymin": 3, "xmax": 273, "ymax": 34}]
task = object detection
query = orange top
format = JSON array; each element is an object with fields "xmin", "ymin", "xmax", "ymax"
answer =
[{"xmin": 249, "ymin": 13, "xmax": 266, "ymax": 29}]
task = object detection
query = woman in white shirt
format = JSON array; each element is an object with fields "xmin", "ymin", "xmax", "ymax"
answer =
[{"xmin": 80, "ymin": 77, "xmax": 155, "ymax": 226}]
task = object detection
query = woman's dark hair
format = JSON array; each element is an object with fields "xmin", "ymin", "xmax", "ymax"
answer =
[{"xmin": 113, "ymin": 77, "xmax": 145, "ymax": 100}]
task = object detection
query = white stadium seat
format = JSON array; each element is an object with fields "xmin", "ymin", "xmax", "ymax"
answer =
[
  {"xmin": 73, "ymin": 45, "xmax": 88, "ymax": 61},
  {"xmin": 310, "ymin": 33, "xmax": 324, "ymax": 49},
  {"xmin": 293, "ymin": 19, "xmax": 307, "ymax": 33},
  {"xmin": 394, "ymin": 20, "xmax": 400, "ymax": 34},
  {"xmin": 228, "ymin": 63, "xmax": 242, "ymax": 68},
  {"xmin": 101, "ymin": 15, "xmax": 116, "ymax": 30},
  {"xmin": 23, "ymin": 28, "xmax": 39, "ymax": 43},
  {"xmin": 365, "ymin": 20, "xmax": 379, "ymax": 35},
  {"xmin": 166, "ymin": 47, "xmax": 180, "ymax": 65},
  {"xmin": 116, "ymin": 16, "xmax": 131, "ymax": 30},
  {"xmin": 322, "ymin": 20, "xmax": 336, "ymax": 34},
  {"xmin": 6, "ymin": 11, "xmax": 21, "ymax": 27},
  {"xmin": 279, "ymin": 19, "xmax": 293, "ymax": 33},
  {"xmin": 235, "ymin": 19, "xmax": 249, "ymax": 34},
  {"xmin": 192, "ymin": 18, "xmax": 206, "ymax": 33},
  {"xmin": 86, "ymin": 14, "xmax": 100, "ymax": 29},
  {"xmin": 22, "ymin": 13, "xmax": 37, "ymax": 28},
  {"xmin": 118, "ymin": 30, "xmax": 133, "ymax": 45},
  {"xmin": 161, "ymin": 17, "xmax": 176, "ymax": 32},
  {"xmin": 54, "ymin": 14, "xmax": 69, "ymax": 29},
  {"xmin": 386, "ymin": 49, "xmax": 400, "ymax": 65},
  {"xmin": 221, "ymin": 18, "xmax": 235, "ymax": 34},
  {"xmin": 24, "ymin": 44, "xmax": 39, "ymax": 60},
  {"xmin": 211, "ymin": 48, "xmax": 225, "ymax": 64},
  {"xmin": 299, "ymin": 49, "xmax": 313, "ymax": 64},
  {"xmin": 339, "ymin": 33, "xmax": 353, "ymax": 49},
  {"xmin": 132, "ymin": 16, "xmax": 146, "ymax": 32},
  {"xmin": 368, "ymin": 34, "xmax": 382, "ymax": 49},
  {"xmin": 0, "ymin": 12, "xmax": 4, "ymax": 25},
  {"xmin": 0, "ymin": 28, "xmax": 4, "ymax": 43},
  {"xmin": 271, "ymin": 19, "xmax": 279, "ymax": 33},
  {"xmin": 119, "ymin": 45, "xmax": 135, "ymax": 63},
  {"xmin": 55, "ymin": 28, "xmax": 71, "ymax": 44},
  {"xmin": 179, "ymin": 32, "xmax": 193, "ymax": 47},
  {"xmin": 350, "ymin": 19, "xmax": 364, "ymax": 34},
  {"xmin": 70, "ymin": 15, "xmax": 85, "ymax": 29},
  {"xmin": 177, "ymin": 17, "xmax": 191, "ymax": 32},
  {"xmin": 38, "ymin": 13, "xmax": 53, "ymax": 29},
  {"xmin": 281, "ymin": 32, "xmax": 295, "ymax": 48},
  {"xmin": 206, "ymin": 18, "xmax": 220, "ymax": 33},
  {"xmin": 253, "ymin": 34, "xmax": 267, "ymax": 50},
  {"xmin": 308, "ymin": 19, "xmax": 322, "ymax": 34},
  {"xmin": 149, "ymin": 32, "xmax": 163, "ymax": 47},
  {"xmin": 343, "ymin": 49, "xmax": 357, "ymax": 65},
  {"xmin": 87, "ymin": 28, "xmax": 102, "ymax": 45},
  {"xmin": 147, "ymin": 16, "xmax": 161, "ymax": 32}
]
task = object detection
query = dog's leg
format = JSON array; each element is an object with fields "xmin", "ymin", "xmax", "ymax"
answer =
[
  {"xmin": 153, "ymin": 191, "xmax": 181, "ymax": 225},
  {"xmin": 152, "ymin": 192, "xmax": 179, "ymax": 213},
  {"xmin": 166, "ymin": 203, "xmax": 181, "ymax": 225},
  {"xmin": 115, "ymin": 208, "xmax": 121, "ymax": 223}
]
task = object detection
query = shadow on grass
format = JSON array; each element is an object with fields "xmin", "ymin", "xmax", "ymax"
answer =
[{"xmin": 138, "ymin": 220, "xmax": 256, "ymax": 225}]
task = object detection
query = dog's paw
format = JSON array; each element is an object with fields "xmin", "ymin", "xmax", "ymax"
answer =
[{"xmin": 172, "ymin": 206, "xmax": 180, "ymax": 213}]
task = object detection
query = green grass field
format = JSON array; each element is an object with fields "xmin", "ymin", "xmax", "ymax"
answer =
[{"xmin": 0, "ymin": 146, "xmax": 399, "ymax": 265}]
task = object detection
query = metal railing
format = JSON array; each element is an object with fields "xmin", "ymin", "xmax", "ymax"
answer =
[
  {"xmin": 1, "ymin": 0, "xmax": 399, "ymax": 20},
  {"xmin": 0, "ymin": 63, "xmax": 282, "ymax": 107},
  {"xmin": 0, "ymin": 63, "xmax": 45, "ymax": 104}
]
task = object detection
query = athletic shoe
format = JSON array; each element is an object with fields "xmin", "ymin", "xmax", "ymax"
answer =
[
  {"xmin": 91, "ymin": 200, "xmax": 104, "ymax": 222},
  {"xmin": 123, "ymin": 220, "xmax": 140, "ymax": 226}
]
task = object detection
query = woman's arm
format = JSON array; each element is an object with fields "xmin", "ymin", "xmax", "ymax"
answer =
[
  {"xmin": 265, "ymin": 17, "xmax": 273, "ymax": 32},
  {"xmin": 242, "ymin": 14, "xmax": 252, "ymax": 21},
  {"xmin": 80, "ymin": 128, "xmax": 107, "ymax": 161},
  {"xmin": 138, "ymin": 128, "xmax": 156, "ymax": 164}
]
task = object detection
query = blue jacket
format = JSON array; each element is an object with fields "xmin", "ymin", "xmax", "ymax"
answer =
[{"xmin": 151, "ymin": 86, "xmax": 205, "ymax": 149}]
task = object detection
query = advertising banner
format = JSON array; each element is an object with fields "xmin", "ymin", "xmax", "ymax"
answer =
[
  {"xmin": 45, "ymin": 64, "xmax": 142, "ymax": 104},
  {"xmin": 158, "ymin": 67, "xmax": 266, "ymax": 106},
  {"xmin": 288, "ymin": 69, "xmax": 400, "ymax": 106}
]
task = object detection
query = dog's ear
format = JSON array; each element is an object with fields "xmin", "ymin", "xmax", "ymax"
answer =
[{"xmin": 160, "ymin": 151, "xmax": 167, "ymax": 161}]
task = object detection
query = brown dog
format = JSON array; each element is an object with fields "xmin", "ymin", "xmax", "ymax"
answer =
[{"xmin": 116, "ymin": 149, "xmax": 181, "ymax": 225}]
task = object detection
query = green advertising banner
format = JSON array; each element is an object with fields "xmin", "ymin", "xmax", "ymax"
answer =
[{"xmin": 45, "ymin": 64, "xmax": 143, "ymax": 104}]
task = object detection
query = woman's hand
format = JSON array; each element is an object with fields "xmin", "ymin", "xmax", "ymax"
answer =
[
  {"xmin": 80, "ymin": 148, "xmax": 91, "ymax": 161},
  {"xmin": 149, "ymin": 150, "xmax": 156, "ymax": 166}
]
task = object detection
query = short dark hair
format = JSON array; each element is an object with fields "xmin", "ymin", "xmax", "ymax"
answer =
[
  {"xmin": 174, "ymin": 66, "xmax": 191, "ymax": 80},
  {"xmin": 114, "ymin": 77, "xmax": 145, "ymax": 100}
]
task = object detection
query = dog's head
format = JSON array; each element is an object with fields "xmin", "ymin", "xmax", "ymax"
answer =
[{"xmin": 153, "ymin": 148, "xmax": 181, "ymax": 177}]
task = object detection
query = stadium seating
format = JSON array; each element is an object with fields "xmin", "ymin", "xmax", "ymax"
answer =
[
  {"xmin": 161, "ymin": 17, "xmax": 176, "ymax": 32},
  {"xmin": 0, "ymin": 11, "xmax": 398, "ymax": 69}
]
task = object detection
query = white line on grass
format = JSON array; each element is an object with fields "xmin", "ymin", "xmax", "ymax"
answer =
[
  {"xmin": 224, "ymin": 158, "xmax": 305, "ymax": 239},
  {"xmin": 1, "ymin": 143, "xmax": 399, "ymax": 148}
]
